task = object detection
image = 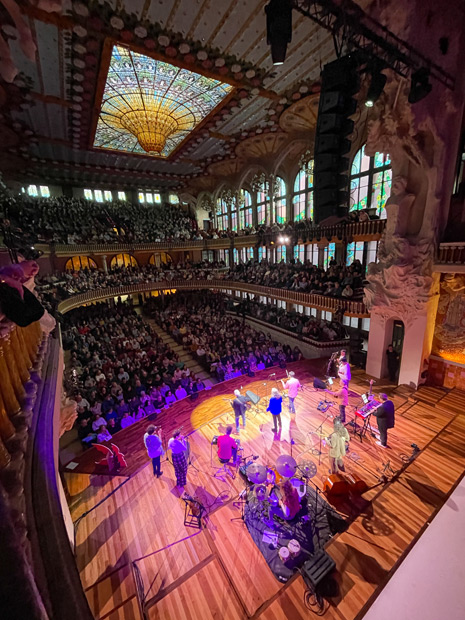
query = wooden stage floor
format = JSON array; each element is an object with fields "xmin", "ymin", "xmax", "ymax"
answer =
[{"xmin": 63, "ymin": 361, "xmax": 465, "ymax": 620}]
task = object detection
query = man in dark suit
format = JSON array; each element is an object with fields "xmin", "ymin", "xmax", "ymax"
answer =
[{"xmin": 373, "ymin": 393, "xmax": 395, "ymax": 448}]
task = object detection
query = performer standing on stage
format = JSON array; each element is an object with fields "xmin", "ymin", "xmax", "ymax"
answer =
[
  {"xmin": 217, "ymin": 426, "xmax": 238, "ymax": 465},
  {"xmin": 338, "ymin": 356, "xmax": 351, "ymax": 389},
  {"xmin": 327, "ymin": 384, "xmax": 349, "ymax": 423},
  {"xmin": 372, "ymin": 393, "xmax": 395, "ymax": 448},
  {"xmin": 327, "ymin": 418, "xmax": 350, "ymax": 474},
  {"xmin": 267, "ymin": 387, "xmax": 283, "ymax": 433},
  {"xmin": 144, "ymin": 425, "xmax": 164, "ymax": 477},
  {"xmin": 281, "ymin": 371, "xmax": 301, "ymax": 414},
  {"xmin": 168, "ymin": 430, "xmax": 189, "ymax": 488},
  {"xmin": 231, "ymin": 389, "xmax": 249, "ymax": 433}
]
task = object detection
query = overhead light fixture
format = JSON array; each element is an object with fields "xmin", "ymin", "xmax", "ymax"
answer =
[
  {"xmin": 408, "ymin": 68, "xmax": 432, "ymax": 104},
  {"xmin": 265, "ymin": 0, "xmax": 292, "ymax": 66},
  {"xmin": 364, "ymin": 68, "xmax": 387, "ymax": 108}
]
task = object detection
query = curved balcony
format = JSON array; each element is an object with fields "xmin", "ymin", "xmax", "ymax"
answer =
[
  {"xmin": 56, "ymin": 278, "xmax": 369, "ymax": 316},
  {"xmin": 35, "ymin": 219, "xmax": 386, "ymax": 257}
]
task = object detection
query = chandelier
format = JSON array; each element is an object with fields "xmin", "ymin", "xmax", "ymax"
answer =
[{"xmin": 118, "ymin": 98, "xmax": 193, "ymax": 153}]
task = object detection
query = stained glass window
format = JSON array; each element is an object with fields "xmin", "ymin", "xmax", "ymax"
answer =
[
  {"xmin": 94, "ymin": 190, "xmax": 103, "ymax": 203},
  {"xmin": 138, "ymin": 192, "xmax": 145, "ymax": 203},
  {"xmin": 258, "ymin": 247, "xmax": 266, "ymax": 262},
  {"xmin": 324, "ymin": 242, "xmax": 336, "ymax": 269},
  {"xmin": 154, "ymin": 193, "xmax": 162, "ymax": 203},
  {"xmin": 246, "ymin": 247, "xmax": 254, "ymax": 261},
  {"xmin": 256, "ymin": 182, "xmax": 269, "ymax": 225},
  {"xmin": 94, "ymin": 45, "xmax": 233, "ymax": 158},
  {"xmin": 294, "ymin": 244, "xmax": 305, "ymax": 263},
  {"xmin": 39, "ymin": 186, "xmax": 50, "ymax": 198},
  {"xmin": 146, "ymin": 192, "xmax": 153, "ymax": 204},
  {"xmin": 275, "ymin": 176, "xmax": 287, "ymax": 224},
  {"xmin": 65, "ymin": 256, "xmax": 97, "ymax": 271},
  {"xmin": 233, "ymin": 248, "xmax": 239, "ymax": 264},
  {"xmin": 169, "ymin": 194, "xmax": 179, "ymax": 204},
  {"xmin": 239, "ymin": 189, "xmax": 252, "ymax": 228},
  {"xmin": 27, "ymin": 185, "xmax": 38, "ymax": 197},
  {"xmin": 293, "ymin": 162, "xmax": 314, "ymax": 221},
  {"xmin": 216, "ymin": 198, "xmax": 229, "ymax": 230},
  {"xmin": 276, "ymin": 245, "xmax": 287, "ymax": 262},
  {"xmin": 350, "ymin": 145, "xmax": 391, "ymax": 218},
  {"xmin": 84, "ymin": 189, "xmax": 93, "ymax": 200},
  {"xmin": 110, "ymin": 253, "xmax": 138, "ymax": 268},
  {"xmin": 104, "ymin": 190, "xmax": 112, "ymax": 201},
  {"xmin": 346, "ymin": 241, "xmax": 364, "ymax": 266},
  {"xmin": 118, "ymin": 191, "xmax": 126, "ymax": 201}
]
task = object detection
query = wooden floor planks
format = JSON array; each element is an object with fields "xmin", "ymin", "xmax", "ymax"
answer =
[{"xmin": 63, "ymin": 361, "xmax": 465, "ymax": 620}]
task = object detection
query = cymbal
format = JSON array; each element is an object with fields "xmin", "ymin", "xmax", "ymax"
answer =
[
  {"xmin": 297, "ymin": 460, "xmax": 317, "ymax": 479},
  {"xmin": 275, "ymin": 454, "xmax": 297, "ymax": 477},
  {"xmin": 247, "ymin": 464, "xmax": 267, "ymax": 484}
]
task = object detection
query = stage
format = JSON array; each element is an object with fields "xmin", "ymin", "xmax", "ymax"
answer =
[{"xmin": 63, "ymin": 360, "xmax": 465, "ymax": 620}]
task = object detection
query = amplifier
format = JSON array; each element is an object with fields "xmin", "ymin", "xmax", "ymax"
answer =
[{"xmin": 301, "ymin": 550, "xmax": 336, "ymax": 588}]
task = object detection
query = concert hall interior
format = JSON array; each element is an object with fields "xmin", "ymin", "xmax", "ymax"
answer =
[{"xmin": 1, "ymin": 1, "xmax": 465, "ymax": 620}]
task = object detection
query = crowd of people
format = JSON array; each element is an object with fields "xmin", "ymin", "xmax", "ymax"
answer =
[
  {"xmin": 2, "ymin": 193, "xmax": 381, "ymax": 248},
  {"xmin": 147, "ymin": 293, "xmax": 305, "ymax": 382},
  {"xmin": 3, "ymin": 195, "xmax": 197, "ymax": 244},
  {"xmin": 225, "ymin": 259, "xmax": 365, "ymax": 299},
  {"xmin": 64, "ymin": 300, "xmax": 206, "ymax": 447}
]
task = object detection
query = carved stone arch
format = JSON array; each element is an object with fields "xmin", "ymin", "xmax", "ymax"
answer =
[
  {"xmin": 272, "ymin": 138, "xmax": 310, "ymax": 178},
  {"xmin": 238, "ymin": 163, "xmax": 269, "ymax": 190}
]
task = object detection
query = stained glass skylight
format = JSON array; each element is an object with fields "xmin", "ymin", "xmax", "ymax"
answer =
[{"xmin": 93, "ymin": 45, "xmax": 234, "ymax": 158}]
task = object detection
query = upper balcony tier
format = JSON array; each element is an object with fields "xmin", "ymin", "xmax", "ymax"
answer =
[
  {"xmin": 435, "ymin": 242, "xmax": 465, "ymax": 272},
  {"xmin": 56, "ymin": 278, "xmax": 369, "ymax": 317},
  {"xmin": 35, "ymin": 219, "xmax": 386, "ymax": 256}
]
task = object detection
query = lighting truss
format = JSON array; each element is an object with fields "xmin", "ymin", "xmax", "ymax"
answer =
[{"xmin": 292, "ymin": 0, "xmax": 455, "ymax": 90}]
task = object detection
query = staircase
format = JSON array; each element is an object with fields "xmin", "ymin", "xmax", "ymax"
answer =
[{"xmin": 148, "ymin": 319, "xmax": 216, "ymax": 388}]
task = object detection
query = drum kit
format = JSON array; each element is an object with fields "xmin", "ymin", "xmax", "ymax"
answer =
[{"xmin": 244, "ymin": 453, "xmax": 315, "ymax": 520}]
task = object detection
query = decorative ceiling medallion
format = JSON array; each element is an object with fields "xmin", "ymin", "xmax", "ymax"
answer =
[
  {"xmin": 93, "ymin": 45, "xmax": 234, "ymax": 158},
  {"xmin": 207, "ymin": 158, "xmax": 245, "ymax": 177},
  {"xmin": 279, "ymin": 94, "xmax": 320, "ymax": 133}
]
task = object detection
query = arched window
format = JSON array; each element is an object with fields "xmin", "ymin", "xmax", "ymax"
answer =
[
  {"xmin": 239, "ymin": 189, "xmax": 252, "ymax": 229},
  {"xmin": 110, "ymin": 253, "xmax": 138, "ymax": 268},
  {"xmin": 350, "ymin": 145, "xmax": 391, "ymax": 219},
  {"xmin": 274, "ymin": 176, "xmax": 287, "ymax": 224},
  {"xmin": 216, "ymin": 198, "xmax": 229, "ymax": 230},
  {"xmin": 65, "ymin": 256, "xmax": 97, "ymax": 271},
  {"xmin": 256, "ymin": 181, "xmax": 269, "ymax": 226},
  {"xmin": 292, "ymin": 162, "xmax": 314, "ymax": 221},
  {"xmin": 148, "ymin": 252, "xmax": 172, "ymax": 267}
]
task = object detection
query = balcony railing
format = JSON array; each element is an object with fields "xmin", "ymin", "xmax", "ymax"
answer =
[
  {"xmin": 34, "ymin": 219, "xmax": 386, "ymax": 256},
  {"xmin": 56, "ymin": 279, "xmax": 368, "ymax": 316},
  {"xmin": 436, "ymin": 242, "xmax": 465, "ymax": 266}
]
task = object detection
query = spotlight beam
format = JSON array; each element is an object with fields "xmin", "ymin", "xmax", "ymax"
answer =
[{"xmin": 292, "ymin": 0, "xmax": 455, "ymax": 90}]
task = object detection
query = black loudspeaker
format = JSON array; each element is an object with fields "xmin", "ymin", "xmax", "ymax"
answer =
[
  {"xmin": 313, "ymin": 54, "xmax": 360, "ymax": 224},
  {"xmin": 301, "ymin": 550, "xmax": 336, "ymax": 588},
  {"xmin": 313, "ymin": 378, "xmax": 327, "ymax": 390}
]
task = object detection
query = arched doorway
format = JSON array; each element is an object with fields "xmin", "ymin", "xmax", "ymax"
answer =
[
  {"xmin": 65, "ymin": 256, "xmax": 97, "ymax": 271},
  {"xmin": 110, "ymin": 253, "xmax": 139, "ymax": 268},
  {"xmin": 148, "ymin": 252, "xmax": 172, "ymax": 267}
]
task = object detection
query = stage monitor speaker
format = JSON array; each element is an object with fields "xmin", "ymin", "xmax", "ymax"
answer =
[
  {"xmin": 301, "ymin": 550, "xmax": 336, "ymax": 588},
  {"xmin": 245, "ymin": 390, "xmax": 260, "ymax": 405},
  {"xmin": 313, "ymin": 378, "xmax": 327, "ymax": 390}
]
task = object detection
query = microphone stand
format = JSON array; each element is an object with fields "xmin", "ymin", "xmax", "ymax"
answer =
[{"xmin": 313, "ymin": 412, "xmax": 331, "ymax": 466}]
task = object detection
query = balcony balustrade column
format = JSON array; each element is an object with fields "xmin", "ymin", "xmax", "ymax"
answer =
[
  {"xmin": 0, "ymin": 345, "xmax": 21, "ymax": 416},
  {"xmin": 102, "ymin": 255, "xmax": 108, "ymax": 275}
]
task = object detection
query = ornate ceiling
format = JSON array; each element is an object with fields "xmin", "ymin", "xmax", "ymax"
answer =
[{"xmin": 0, "ymin": 0, "xmax": 340, "ymax": 192}]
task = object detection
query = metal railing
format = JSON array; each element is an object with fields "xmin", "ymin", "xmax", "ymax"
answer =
[
  {"xmin": 57, "ymin": 278, "xmax": 368, "ymax": 316},
  {"xmin": 35, "ymin": 219, "xmax": 386, "ymax": 256}
]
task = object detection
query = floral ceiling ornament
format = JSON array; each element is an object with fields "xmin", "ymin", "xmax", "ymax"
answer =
[
  {"xmin": 220, "ymin": 188, "xmax": 236, "ymax": 208},
  {"xmin": 250, "ymin": 172, "xmax": 267, "ymax": 193},
  {"xmin": 298, "ymin": 149, "xmax": 314, "ymax": 174}
]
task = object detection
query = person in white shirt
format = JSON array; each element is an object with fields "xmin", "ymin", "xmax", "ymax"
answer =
[
  {"xmin": 281, "ymin": 371, "xmax": 302, "ymax": 414},
  {"xmin": 92, "ymin": 413, "xmax": 107, "ymax": 432},
  {"xmin": 120, "ymin": 411, "xmax": 135, "ymax": 429},
  {"xmin": 144, "ymin": 425, "xmax": 164, "ymax": 477},
  {"xmin": 338, "ymin": 357, "xmax": 351, "ymax": 389}
]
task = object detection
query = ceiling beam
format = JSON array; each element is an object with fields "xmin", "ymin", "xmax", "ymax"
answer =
[{"xmin": 30, "ymin": 92, "xmax": 73, "ymax": 108}]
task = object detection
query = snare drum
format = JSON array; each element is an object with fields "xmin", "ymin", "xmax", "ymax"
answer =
[
  {"xmin": 278, "ymin": 546, "xmax": 290, "ymax": 562},
  {"xmin": 266, "ymin": 467, "xmax": 282, "ymax": 485},
  {"xmin": 288, "ymin": 539, "xmax": 301, "ymax": 558},
  {"xmin": 254, "ymin": 484, "xmax": 267, "ymax": 502}
]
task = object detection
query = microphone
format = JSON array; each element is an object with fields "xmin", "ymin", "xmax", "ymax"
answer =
[{"xmin": 270, "ymin": 373, "xmax": 276, "ymax": 377}]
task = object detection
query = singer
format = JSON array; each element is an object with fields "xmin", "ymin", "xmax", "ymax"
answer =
[
  {"xmin": 338, "ymin": 356, "xmax": 351, "ymax": 389},
  {"xmin": 144, "ymin": 425, "xmax": 164, "ymax": 477},
  {"xmin": 267, "ymin": 387, "xmax": 283, "ymax": 433},
  {"xmin": 281, "ymin": 371, "xmax": 301, "ymax": 414},
  {"xmin": 168, "ymin": 430, "xmax": 189, "ymax": 488}
]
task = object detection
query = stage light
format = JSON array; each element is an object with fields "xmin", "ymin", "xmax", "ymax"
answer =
[
  {"xmin": 364, "ymin": 70, "xmax": 386, "ymax": 108},
  {"xmin": 408, "ymin": 68, "xmax": 432, "ymax": 104},
  {"xmin": 265, "ymin": 0, "xmax": 292, "ymax": 66}
]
